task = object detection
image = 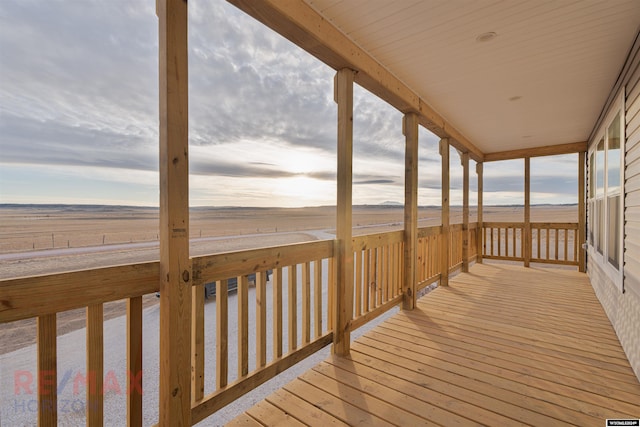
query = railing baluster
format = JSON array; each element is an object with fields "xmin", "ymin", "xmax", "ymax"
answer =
[
  {"xmin": 546, "ymin": 228, "xmax": 550, "ymax": 261},
  {"xmin": 536, "ymin": 228, "xmax": 541, "ymax": 259},
  {"xmin": 364, "ymin": 248, "xmax": 370, "ymax": 312},
  {"xmin": 555, "ymin": 229, "xmax": 559, "ymax": 260},
  {"xmin": 355, "ymin": 251, "xmax": 362, "ymax": 317},
  {"xmin": 564, "ymin": 229, "xmax": 569, "ymax": 261},
  {"xmin": 192, "ymin": 285, "xmax": 204, "ymax": 401},
  {"xmin": 238, "ymin": 275, "xmax": 249, "ymax": 378},
  {"xmin": 328, "ymin": 257, "xmax": 334, "ymax": 330},
  {"xmin": 273, "ymin": 268, "xmax": 283, "ymax": 358},
  {"xmin": 37, "ymin": 313, "xmax": 57, "ymax": 426},
  {"xmin": 376, "ymin": 247, "xmax": 382, "ymax": 306},
  {"xmin": 288, "ymin": 265, "xmax": 297, "ymax": 352},
  {"xmin": 127, "ymin": 296, "xmax": 143, "ymax": 427},
  {"xmin": 302, "ymin": 263, "xmax": 311, "ymax": 345},
  {"xmin": 86, "ymin": 303, "xmax": 103, "ymax": 426},
  {"xmin": 256, "ymin": 272, "xmax": 267, "ymax": 367},
  {"xmin": 313, "ymin": 260, "xmax": 322, "ymax": 338},
  {"xmin": 490, "ymin": 227, "xmax": 494, "ymax": 256},
  {"xmin": 217, "ymin": 279, "xmax": 229, "ymax": 386}
]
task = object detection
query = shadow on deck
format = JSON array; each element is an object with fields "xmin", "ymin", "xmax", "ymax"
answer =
[{"xmin": 229, "ymin": 263, "xmax": 640, "ymax": 426}]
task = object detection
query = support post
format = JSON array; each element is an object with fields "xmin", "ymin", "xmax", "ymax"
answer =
[
  {"xmin": 578, "ymin": 151, "xmax": 586, "ymax": 272},
  {"xmin": 158, "ymin": 0, "xmax": 191, "ymax": 424},
  {"xmin": 440, "ymin": 139, "xmax": 450, "ymax": 286},
  {"xmin": 403, "ymin": 113, "xmax": 419, "ymax": 309},
  {"xmin": 524, "ymin": 157, "xmax": 531, "ymax": 267},
  {"xmin": 462, "ymin": 152, "xmax": 470, "ymax": 273},
  {"xmin": 476, "ymin": 162, "xmax": 484, "ymax": 263},
  {"xmin": 333, "ymin": 68, "xmax": 355, "ymax": 355}
]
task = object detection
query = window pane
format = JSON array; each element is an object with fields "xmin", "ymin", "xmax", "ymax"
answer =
[
  {"xmin": 597, "ymin": 199, "xmax": 604, "ymax": 255},
  {"xmin": 589, "ymin": 200, "xmax": 595, "ymax": 245},
  {"xmin": 608, "ymin": 194, "xmax": 620, "ymax": 268},
  {"xmin": 607, "ymin": 112, "xmax": 621, "ymax": 194},
  {"xmin": 596, "ymin": 138, "xmax": 605, "ymax": 197},
  {"xmin": 589, "ymin": 152, "xmax": 595, "ymax": 199}
]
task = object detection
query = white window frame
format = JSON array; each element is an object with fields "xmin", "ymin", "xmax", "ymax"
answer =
[{"xmin": 587, "ymin": 89, "xmax": 625, "ymax": 291}]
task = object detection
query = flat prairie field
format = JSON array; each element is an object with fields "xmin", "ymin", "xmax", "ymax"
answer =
[{"xmin": 0, "ymin": 204, "xmax": 577, "ymax": 353}]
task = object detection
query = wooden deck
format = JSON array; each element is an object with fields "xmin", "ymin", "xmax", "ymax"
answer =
[{"xmin": 229, "ymin": 263, "xmax": 640, "ymax": 426}]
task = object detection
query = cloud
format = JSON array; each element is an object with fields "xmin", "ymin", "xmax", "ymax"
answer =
[{"xmin": 0, "ymin": 0, "xmax": 578, "ymax": 207}]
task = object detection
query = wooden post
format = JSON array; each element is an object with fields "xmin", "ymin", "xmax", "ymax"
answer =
[
  {"xmin": 86, "ymin": 304, "xmax": 104, "ymax": 426},
  {"xmin": 578, "ymin": 151, "xmax": 586, "ymax": 272},
  {"xmin": 462, "ymin": 152, "xmax": 470, "ymax": 273},
  {"xmin": 127, "ymin": 296, "xmax": 143, "ymax": 427},
  {"xmin": 37, "ymin": 314, "xmax": 57, "ymax": 427},
  {"xmin": 440, "ymin": 139, "xmax": 450, "ymax": 286},
  {"xmin": 403, "ymin": 113, "xmax": 418, "ymax": 309},
  {"xmin": 158, "ymin": 0, "xmax": 191, "ymax": 424},
  {"xmin": 333, "ymin": 68, "xmax": 355, "ymax": 355},
  {"xmin": 524, "ymin": 157, "xmax": 531, "ymax": 267},
  {"xmin": 476, "ymin": 162, "xmax": 484, "ymax": 263}
]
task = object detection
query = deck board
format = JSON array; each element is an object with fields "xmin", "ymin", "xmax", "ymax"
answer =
[{"xmin": 229, "ymin": 263, "xmax": 640, "ymax": 426}]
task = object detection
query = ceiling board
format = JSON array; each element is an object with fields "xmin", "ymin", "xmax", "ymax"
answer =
[{"xmin": 306, "ymin": 0, "xmax": 640, "ymax": 153}]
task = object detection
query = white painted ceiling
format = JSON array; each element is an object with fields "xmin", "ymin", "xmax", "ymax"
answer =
[{"xmin": 305, "ymin": 0, "xmax": 640, "ymax": 154}]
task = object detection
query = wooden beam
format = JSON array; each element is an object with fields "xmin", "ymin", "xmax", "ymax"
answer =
[
  {"xmin": 476, "ymin": 162, "xmax": 484, "ymax": 263},
  {"xmin": 578, "ymin": 151, "xmax": 586, "ymax": 272},
  {"xmin": 403, "ymin": 113, "xmax": 419, "ymax": 310},
  {"xmin": 334, "ymin": 68, "xmax": 355, "ymax": 355},
  {"xmin": 462, "ymin": 152, "xmax": 470, "ymax": 273},
  {"xmin": 524, "ymin": 157, "xmax": 531, "ymax": 268},
  {"xmin": 440, "ymin": 139, "xmax": 450, "ymax": 286},
  {"xmin": 158, "ymin": 0, "xmax": 191, "ymax": 424},
  {"xmin": 228, "ymin": 0, "xmax": 483, "ymax": 162},
  {"xmin": 484, "ymin": 141, "xmax": 587, "ymax": 162}
]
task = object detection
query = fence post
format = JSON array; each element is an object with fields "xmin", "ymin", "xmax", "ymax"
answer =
[
  {"xmin": 158, "ymin": 0, "xmax": 192, "ymax": 424},
  {"xmin": 462, "ymin": 152, "xmax": 470, "ymax": 272},
  {"xmin": 524, "ymin": 157, "xmax": 531, "ymax": 267},
  {"xmin": 440, "ymin": 139, "xmax": 450, "ymax": 286},
  {"xmin": 476, "ymin": 162, "xmax": 483, "ymax": 263},
  {"xmin": 403, "ymin": 113, "xmax": 418, "ymax": 309},
  {"xmin": 333, "ymin": 68, "xmax": 355, "ymax": 356}
]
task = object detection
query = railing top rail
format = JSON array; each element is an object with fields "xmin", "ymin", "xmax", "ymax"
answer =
[
  {"xmin": 352, "ymin": 230, "xmax": 403, "ymax": 250},
  {"xmin": 0, "ymin": 261, "xmax": 159, "ymax": 323},
  {"xmin": 192, "ymin": 239, "xmax": 334, "ymax": 285}
]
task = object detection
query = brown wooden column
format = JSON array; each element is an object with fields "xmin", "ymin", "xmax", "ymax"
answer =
[
  {"xmin": 524, "ymin": 157, "xmax": 531, "ymax": 267},
  {"xmin": 578, "ymin": 151, "xmax": 586, "ymax": 272},
  {"xmin": 476, "ymin": 162, "xmax": 484, "ymax": 263},
  {"xmin": 403, "ymin": 113, "xmax": 419, "ymax": 309},
  {"xmin": 462, "ymin": 152, "xmax": 470, "ymax": 273},
  {"xmin": 440, "ymin": 139, "xmax": 450, "ymax": 286},
  {"xmin": 158, "ymin": 0, "xmax": 192, "ymax": 424},
  {"xmin": 333, "ymin": 68, "xmax": 355, "ymax": 355}
]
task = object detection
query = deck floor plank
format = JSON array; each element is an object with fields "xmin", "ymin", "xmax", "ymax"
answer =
[
  {"xmin": 229, "ymin": 263, "xmax": 640, "ymax": 426},
  {"xmin": 387, "ymin": 314, "xmax": 640, "ymax": 393}
]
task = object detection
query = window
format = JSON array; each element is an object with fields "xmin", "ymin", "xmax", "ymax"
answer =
[{"xmin": 587, "ymin": 91, "xmax": 624, "ymax": 288}]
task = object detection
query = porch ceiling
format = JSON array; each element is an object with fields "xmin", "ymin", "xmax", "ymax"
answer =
[{"xmin": 304, "ymin": 0, "xmax": 640, "ymax": 154}]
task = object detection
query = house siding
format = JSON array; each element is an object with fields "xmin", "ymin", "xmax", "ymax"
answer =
[{"xmin": 588, "ymin": 31, "xmax": 640, "ymax": 382}]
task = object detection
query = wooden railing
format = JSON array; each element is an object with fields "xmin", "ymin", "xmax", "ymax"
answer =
[
  {"xmin": 531, "ymin": 222, "xmax": 579, "ymax": 265},
  {"xmin": 1, "ymin": 220, "xmax": 579, "ymax": 425},
  {"xmin": 351, "ymin": 230, "xmax": 404, "ymax": 331},
  {"xmin": 189, "ymin": 240, "xmax": 334, "ymax": 423},
  {"xmin": 481, "ymin": 222, "xmax": 579, "ymax": 266},
  {"xmin": 482, "ymin": 222, "xmax": 525, "ymax": 261},
  {"xmin": 416, "ymin": 225, "xmax": 442, "ymax": 291},
  {"xmin": 0, "ymin": 262, "xmax": 158, "ymax": 426}
]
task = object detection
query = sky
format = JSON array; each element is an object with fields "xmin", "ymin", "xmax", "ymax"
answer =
[{"xmin": 0, "ymin": 0, "xmax": 579, "ymax": 208}]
